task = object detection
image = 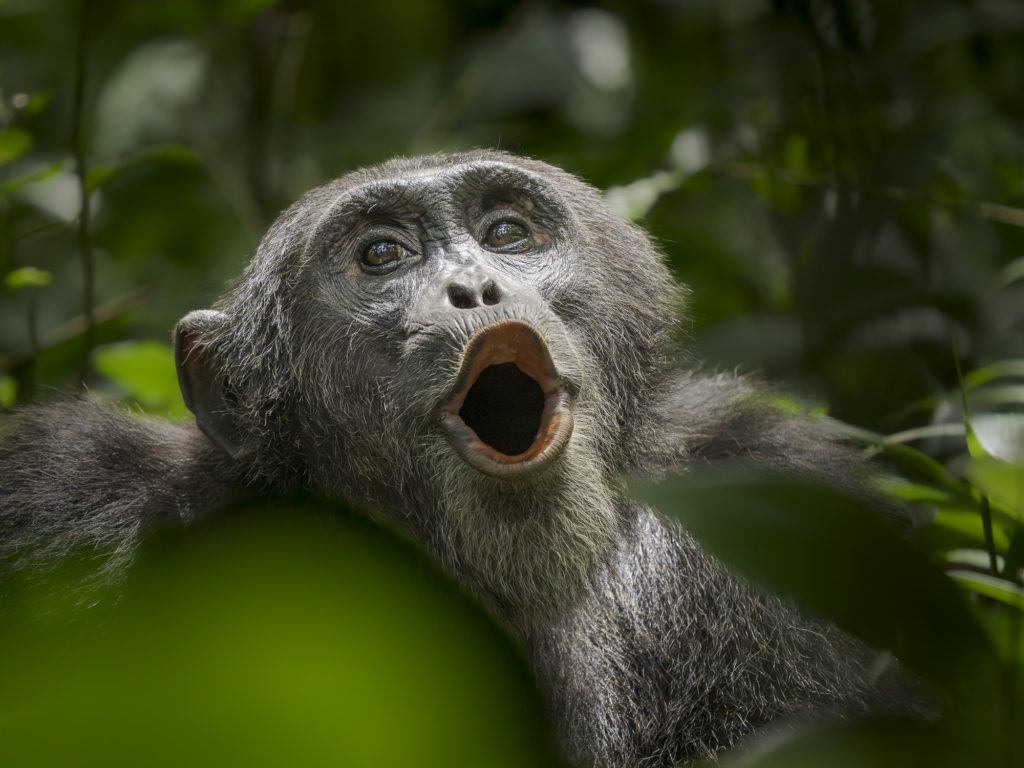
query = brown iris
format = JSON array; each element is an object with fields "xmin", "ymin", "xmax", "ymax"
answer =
[
  {"xmin": 362, "ymin": 240, "xmax": 407, "ymax": 267},
  {"xmin": 485, "ymin": 221, "xmax": 529, "ymax": 250}
]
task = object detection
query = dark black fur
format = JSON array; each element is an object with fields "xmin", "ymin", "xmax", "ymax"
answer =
[{"xmin": 1, "ymin": 151, "xmax": 927, "ymax": 766}]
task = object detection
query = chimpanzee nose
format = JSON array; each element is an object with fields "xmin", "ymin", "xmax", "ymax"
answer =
[{"xmin": 445, "ymin": 269, "xmax": 504, "ymax": 309}]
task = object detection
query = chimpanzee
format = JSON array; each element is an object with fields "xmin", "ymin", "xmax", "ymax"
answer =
[{"xmin": 0, "ymin": 151, "xmax": 927, "ymax": 766}]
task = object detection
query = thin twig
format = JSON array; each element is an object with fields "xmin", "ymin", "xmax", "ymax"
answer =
[
  {"xmin": 882, "ymin": 423, "xmax": 966, "ymax": 444},
  {"xmin": 2, "ymin": 286, "xmax": 155, "ymax": 374},
  {"xmin": 10, "ymin": 221, "xmax": 63, "ymax": 247},
  {"xmin": 71, "ymin": 0, "xmax": 94, "ymax": 384},
  {"xmin": 266, "ymin": 13, "xmax": 312, "ymax": 201},
  {"xmin": 181, "ymin": 114, "xmax": 267, "ymax": 247}
]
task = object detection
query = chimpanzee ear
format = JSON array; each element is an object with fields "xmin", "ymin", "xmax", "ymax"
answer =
[{"xmin": 175, "ymin": 310, "xmax": 244, "ymax": 459}]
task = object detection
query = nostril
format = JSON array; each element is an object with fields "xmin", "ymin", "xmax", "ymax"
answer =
[
  {"xmin": 481, "ymin": 281, "xmax": 502, "ymax": 306},
  {"xmin": 447, "ymin": 284, "xmax": 478, "ymax": 310}
]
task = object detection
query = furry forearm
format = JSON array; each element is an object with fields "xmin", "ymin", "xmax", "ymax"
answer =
[{"xmin": 0, "ymin": 400, "xmax": 242, "ymax": 575}]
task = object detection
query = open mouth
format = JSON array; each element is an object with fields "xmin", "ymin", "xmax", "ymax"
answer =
[{"xmin": 439, "ymin": 321, "xmax": 573, "ymax": 479}]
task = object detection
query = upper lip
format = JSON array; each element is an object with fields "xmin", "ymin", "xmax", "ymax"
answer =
[{"xmin": 438, "ymin": 320, "xmax": 574, "ymax": 479}]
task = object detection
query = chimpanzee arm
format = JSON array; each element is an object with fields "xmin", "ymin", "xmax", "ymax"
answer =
[{"xmin": 0, "ymin": 400, "xmax": 243, "ymax": 577}]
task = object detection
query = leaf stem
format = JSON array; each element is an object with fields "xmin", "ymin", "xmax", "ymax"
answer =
[{"xmin": 980, "ymin": 494, "xmax": 999, "ymax": 578}]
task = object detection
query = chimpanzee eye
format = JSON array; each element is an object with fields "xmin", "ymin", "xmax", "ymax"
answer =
[
  {"xmin": 362, "ymin": 240, "xmax": 407, "ymax": 267},
  {"xmin": 485, "ymin": 221, "xmax": 530, "ymax": 250}
]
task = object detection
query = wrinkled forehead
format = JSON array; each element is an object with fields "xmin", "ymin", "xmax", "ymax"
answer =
[{"xmin": 331, "ymin": 160, "xmax": 567, "ymax": 216}]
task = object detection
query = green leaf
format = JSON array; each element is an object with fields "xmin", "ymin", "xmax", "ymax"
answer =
[
  {"xmin": 0, "ymin": 375, "xmax": 15, "ymax": 407},
  {"xmin": 929, "ymin": 509, "xmax": 1011, "ymax": 551},
  {"xmin": 0, "ymin": 501, "xmax": 553, "ymax": 768},
  {"xmin": 632, "ymin": 470, "xmax": 992, "ymax": 685},
  {"xmin": 92, "ymin": 341, "xmax": 190, "ymax": 419},
  {"xmin": 24, "ymin": 91, "xmax": 51, "ymax": 113},
  {"xmin": 749, "ymin": 174, "xmax": 801, "ymax": 214},
  {"xmin": 881, "ymin": 442, "xmax": 971, "ymax": 497},
  {"xmin": 876, "ymin": 480, "xmax": 955, "ymax": 505},
  {"xmin": 964, "ymin": 360, "xmax": 1024, "ymax": 389},
  {"xmin": 783, "ymin": 134, "xmax": 811, "ymax": 179},
  {"xmin": 974, "ymin": 607, "xmax": 1024, "ymax": 671},
  {"xmin": 0, "ymin": 127, "xmax": 33, "ymax": 164},
  {"xmin": 945, "ymin": 548, "xmax": 1004, "ymax": 572},
  {"xmin": 966, "ymin": 428, "xmax": 989, "ymax": 461},
  {"xmin": 749, "ymin": 390, "xmax": 804, "ymax": 414},
  {"xmin": 969, "ymin": 386, "xmax": 1024, "ymax": 407},
  {"xmin": 970, "ymin": 414, "xmax": 1024, "ymax": 465},
  {"xmin": 967, "ymin": 457, "xmax": 1024, "ymax": 519},
  {"xmin": 5, "ymin": 266, "xmax": 52, "ymax": 289},
  {"xmin": 883, "ymin": 424, "xmax": 965, "ymax": 446},
  {"xmin": 948, "ymin": 570, "xmax": 1024, "ymax": 610},
  {"xmin": 2, "ymin": 161, "xmax": 65, "ymax": 194}
]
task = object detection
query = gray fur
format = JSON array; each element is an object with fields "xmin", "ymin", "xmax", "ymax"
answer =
[
  {"xmin": 0, "ymin": 151, "xmax": 927, "ymax": 766},
  {"xmin": 0, "ymin": 400, "xmax": 240, "ymax": 578}
]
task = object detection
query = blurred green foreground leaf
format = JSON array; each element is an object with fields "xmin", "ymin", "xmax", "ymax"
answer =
[
  {"xmin": 634, "ymin": 469, "xmax": 1024, "ymax": 767},
  {"xmin": 0, "ymin": 500, "xmax": 553, "ymax": 768}
]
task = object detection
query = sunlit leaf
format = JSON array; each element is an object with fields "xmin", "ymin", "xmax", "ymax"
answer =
[
  {"xmin": 0, "ymin": 375, "xmax": 15, "ymax": 407},
  {"xmin": 0, "ymin": 127, "xmax": 32, "ymax": 164},
  {"xmin": 5, "ymin": 266, "xmax": 52, "ymax": 289},
  {"xmin": 93, "ymin": 341, "xmax": 189, "ymax": 419},
  {"xmin": 876, "ymin": 480, "xmax": 954, "ymax": 505},
  {"xmin": 2, "ymin": 161, "xmax": 65, "ymax": 194},
  {"xmin": 926, "ymin": 510, "xmax": 1011, "ymax": 552},
  {"xmin": 967, "ymin": 457, "xmax": 1024, "ymax": 519},
  {"xmin": 883, "ymin": 424, "xmax": 965, "ymax": 446},
  {"xmin": 948, "ymin": 570, "xmax": 1024, "ymax": 610},
  {"xmin": 970, "ymin": 414, "xmax": 1024, "ymax": 465},
  {"xmin": 881, "ymin": 442, "xmax": 970, "ymax": 496},
  {"xmin": 604, "ymin": 169, "xmax": 686, "ymax": 220},
  {"xmin": 964, "ymin": 360, "xmax": 1024, "ymax": 389},
  {"xmin": 944, "ymin": 549, "xmax": 1003, "ymax": 572},
  {"xmin": 966, "ymin": 428, "xmax": 989, "ymax": 461}
]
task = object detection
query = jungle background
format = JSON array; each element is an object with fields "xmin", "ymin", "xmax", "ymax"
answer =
[{"xmin": 2, "ymin": 0, "xmax": 1023, "ymax": 765}]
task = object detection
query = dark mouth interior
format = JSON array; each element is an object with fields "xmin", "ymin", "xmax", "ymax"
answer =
[{"xmin": 459, "ymin": 362, "xmax": 545, "ymax": 456}]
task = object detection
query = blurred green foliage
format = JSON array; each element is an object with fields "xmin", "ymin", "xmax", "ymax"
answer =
[
  {"xmin": 92, "ymin": 339, "xmax": 189, "ymax": 417},
  {"xmin": 0, "ymin": 501, "xmax": 554, "ymax": 767},
  {"xmin": 2, "ymin": 0, "xmax": 1024, "ymax": 765},
  {"xmin": 637, "ymin": 454, "xmax": 1024, "ymax": 766}
]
